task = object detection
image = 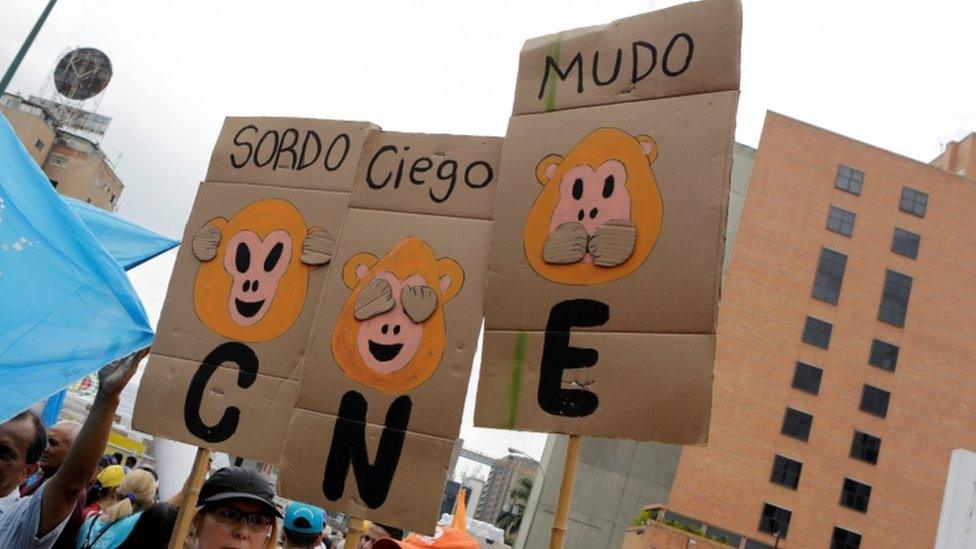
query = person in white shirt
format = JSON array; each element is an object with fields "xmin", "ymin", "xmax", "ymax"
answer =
[
  {"xmin": 0, "ymin": 410, "xmax": 47, "ymax": 513},
  {"xmin": 0, "ymin": 348, "xmax": 148, "ymax": 549}
]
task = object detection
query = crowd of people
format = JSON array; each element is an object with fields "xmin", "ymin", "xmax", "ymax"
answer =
[{"xmin": 0, "ymin": 350, "xmax": 479, "ymax": 549}]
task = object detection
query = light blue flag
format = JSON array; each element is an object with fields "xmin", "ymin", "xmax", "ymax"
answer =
[
  {"xmin": 0, "ymin": 114, "xmax": 155, "ymax": 421},
  {"xmin": 38, "ymin": 198, "xmax": 177, "ymax": 424},
  {"xmin": 64, "ymin": 196, "xmax": 178, "ymax": 270}
]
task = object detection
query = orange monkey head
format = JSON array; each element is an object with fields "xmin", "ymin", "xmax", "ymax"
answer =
[
  {"xmin": 332, "ymin": 236, "xmax": 464, "ymax": 395},
  {"xmin": 193, "ymin": 199, "xmax": 313, "ymax": 342},
  {"xmin": 523, "ymin": 128, "xmax": 663, "ymax": 285}
]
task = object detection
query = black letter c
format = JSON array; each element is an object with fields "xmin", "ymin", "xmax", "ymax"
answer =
[{"xmin": 184, "ymin": 342, "xmax": 259, "ymax": 443}]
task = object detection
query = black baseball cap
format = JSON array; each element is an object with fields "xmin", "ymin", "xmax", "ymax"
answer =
[{"xmin": 198, "ymin": 466, "xmax": 282, "ymax": 517}]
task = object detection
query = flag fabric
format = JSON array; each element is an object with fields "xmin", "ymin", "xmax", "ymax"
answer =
[
  {"xmin": 37, "ymin": 198, "xmax": 176, "ymax": 424},
  {"xmin": 64, "ymin": 196, "xmax": 178, "ymax": 269},
  {"xmin": 0, "ymin": 114, "xmax": 155, "ymax": 421}
]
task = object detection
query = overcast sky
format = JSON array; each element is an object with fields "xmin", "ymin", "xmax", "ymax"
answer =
[{"xmin": 3, "ymin": 0, "xmax": 975, "ymax": 462}]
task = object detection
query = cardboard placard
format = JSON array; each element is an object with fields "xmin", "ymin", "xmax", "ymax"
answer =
[
  {"xmin": 133, "ymin": 117, "xmax": 379, "ymax": 463},
  {"xmin": 512, "ymin": 0, "xmax": 740, "ymax": 115},
  {"xmin": 475, "ymin": 0, "xmax": 741, "ymax": 443},
  {"xmin": 276, "ymin": 133, "xmax": 501, "ymax": 533},
  {"xmin": 207, "ymin": 117, "xmax": 377, "ymax": 192}
]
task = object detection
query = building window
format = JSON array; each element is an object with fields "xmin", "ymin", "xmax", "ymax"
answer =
[
  {"xmin": 802, "ymin": 316, "xmax": 833, "ymax": 349},
  {"xmin": 891, "ymin": 228, "xmax": 920, "ymax": 259},
  {"xmin": 835, "ymin": 165, "xmax": 864, "ymax": 195},
  {"xmin": 758, "ymin": 503, "xmax": 792, "ymax": 538},
  {"xmin": 34, "ymin": 139, "xmax": 44, "ymax": 151},
  {"xmin": 860, "ymin": 385, "xmax": 890, "ymax": 418},
  {"xmin": 878, "ymin": 270, "xmax": 913, "ymax": 327},
  {"xmin": 791, "ymin": 362, "xmax": 822, "ymax": 395},
  {"xmin": 110, "ymin": 193, "xmax": 116, "ymax": 204},
  {"xmin": 782, "ymin": 408, "xmax": 813, "ymax": 441},
  {"xmin": 826, "ymin": 206, "xmax": 856, "ymax": 236},
  {"xmin": 49, "ymin": 154, "xmax": 69, "ymax": 167},
  {"xmin": 850, "ymin": 431, "xmax": 881, "ymax": 464},
  {"xmin": 868, "ymin": 339, "xmax": 899, "ymax": 372},
  {"xmin": 49, "ymin": 179, "xmax": 58, "ymax": 189},
  {"xmin": 831, "ymin": 527, "xmax": 862, "ymax": 549},
  {"xmin": 840, "ymin": 478, "xmax": 872, "ymax": 513},
  {"xmin": 770, "ymin": 455, "xmax": 803, "ymax": 489},
  {"xmin": 900, "ymin": 187, "xmax": 928, "ymax": 217},
  {"xmin": 812, "ymin": 248, "xmax": 848, "ymax": 305}
]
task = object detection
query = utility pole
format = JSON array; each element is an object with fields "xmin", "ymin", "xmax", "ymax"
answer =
[{"xmin": 0, "ymin": 0, "xmax": 59, "ymax": 96}]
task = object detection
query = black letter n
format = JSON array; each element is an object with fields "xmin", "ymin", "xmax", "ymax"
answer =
[
  {"xmin": 322, "ymin": 391, "xmax": 411, "ymax": 509},
  {"xmin": 538, "ymin": 299, "xmax": 609, "ymax": 418}
]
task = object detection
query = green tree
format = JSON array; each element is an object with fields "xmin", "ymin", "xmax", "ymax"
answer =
[{"xmin": 496, "ymin": 477, "xmax": 534, "ymax": 544}]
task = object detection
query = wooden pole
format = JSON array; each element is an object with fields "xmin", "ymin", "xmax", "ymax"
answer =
[
  {"xmin": 549, "ymin": 434, "xmax": 581, "ymax": 549},
  {"xmin": 168, "ymin": 447, "xmax": 212, "ymax": 549},
  {"xmin": 346, "ymin": 516, "xmax": 366, "ymax": 548}
]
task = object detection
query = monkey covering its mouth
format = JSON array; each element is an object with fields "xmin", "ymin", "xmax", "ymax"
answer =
[
  {"xmin": 368, "ymin": 340, "xmax": 404, "ymax": 362},
  {"xmin": 542, "ymin": 218, "xmax": 637, "ymax": 267}
]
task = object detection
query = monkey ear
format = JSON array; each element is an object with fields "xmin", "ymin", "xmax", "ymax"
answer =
[
  {"xmin": 436, "ymin": 257, "xmax": 465, "ymax": 303},
  {"xmin": 535, "ymin": 154, "xmax": 564, "ymax": 185},
  {"xmin": 636, "ymin": 135, "xmax": 658, "ymax": 165},
  {"xmin": 342, "ymin": 252, "xmax": 378, "ymax": 289},
  {"xmin": 191, "ymin": 217, "xmax": 227, "ymax": 262}
]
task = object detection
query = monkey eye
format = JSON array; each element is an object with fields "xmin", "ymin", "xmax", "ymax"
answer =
[
  {"xmin": 602, "ymin": 175, "xmax": 615, "ymax": 198},
  {"xmin": 264, "ymin": 242, "xmax": 284, "ymax": 272},
  {"xmin": 572, "ymin": 178, "xmax": 583, "ymax": 200},
  {"xmin": 235, "ymin": 242, "xmax": 251, "ymax": 273}
]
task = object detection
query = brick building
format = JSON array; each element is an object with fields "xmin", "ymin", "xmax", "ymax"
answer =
[{"xmin": 665, "ymin": 112, "xmax": 976, "ymax": 548}]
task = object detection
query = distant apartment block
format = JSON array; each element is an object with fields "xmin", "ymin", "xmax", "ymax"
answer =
[{"xmin": 1, "ymin": 93, "xmax": 123, "ymax": 211}]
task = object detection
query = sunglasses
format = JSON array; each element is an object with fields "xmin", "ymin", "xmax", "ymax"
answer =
[{"xmin": 209, "ymin": 505, "xmax": 275, "ymax": 531}]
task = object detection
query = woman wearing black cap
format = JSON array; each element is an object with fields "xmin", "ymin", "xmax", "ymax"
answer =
[{"xmin": 189, "ymin": 466, "xmax": 281, "ymax": 549}]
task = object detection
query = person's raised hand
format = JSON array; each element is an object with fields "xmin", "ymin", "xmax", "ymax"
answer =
[{"xmin": 96, "ymin": 347, "xmax": 150, "ymax": 402}]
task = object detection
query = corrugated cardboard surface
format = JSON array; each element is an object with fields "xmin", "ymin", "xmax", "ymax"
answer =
[
  {"xmin": 512, "ymin": 0, "xmax": 741, "ymax": 115},
  {"xmin": 207, "ymin": 117, "xmax": 379, "ymax": 191},
  {"xmin": 277, "ymin": 409, "xmax": 453, "ymax": 534},
  {"xmin": 477, "ymin": 0, "xmax": 740, "ymax": 443},
  {"xmin": 485, "ymin": 91, "xmax": 737, "ymax": 335},
  {"xmin": 474, "ymin": 331, "xmax": 714, "ymax": 444},
  {"xmin": 134, "ymin": 116, "xmax": 376, "ymax": 463},
  {"xmin": 133, "ymin": 355, "xmax": 299, "ymax": 462},
  {"xmin": 150, "ymin": 181, "xmax": 350, "ymax": 380},
  {"xmin": 277, "ymin": 131, "xmax": 500, "ymax": 534},
  {"xmin": 349, "ymin": 132, "xmax": 502, "ymax": 220},
  {"xmin": 295, "ymin": 208, "xmax": 491, "ymax": 439}
]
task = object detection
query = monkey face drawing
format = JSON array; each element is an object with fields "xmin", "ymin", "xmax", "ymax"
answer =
[
  {"xmin": 333, "ymin": 237, "xmax": 463, "ymax": 394},
  {"xmin": 549, "ymin": 159, "xmax": 632, "ymax": 236},
  {"xmin": 222, "ymin": 229, "xmax": 293, "ymax": 325},
  {"xmin": 355, "ymin": 272, "xmax": 431, "ymax": 374},
  {"xmin": 192, "ymin": 199, "xmax": 334, "ymax": 342},
  {"xmin": 524, "ymin": 128, "xmax": 663, "ymax": 285}
]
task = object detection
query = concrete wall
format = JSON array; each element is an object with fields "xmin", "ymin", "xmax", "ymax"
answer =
[
  {"xmin": 725, "ymin": 143, "xmax": 756, "ymax": 275},
  {"xmin": 935, "ymin": 449, "xmax": 976, "ymax": 549},
  {"xmin": 516, "ymin": 436, "xmax": 681, "ymax": 549}
]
